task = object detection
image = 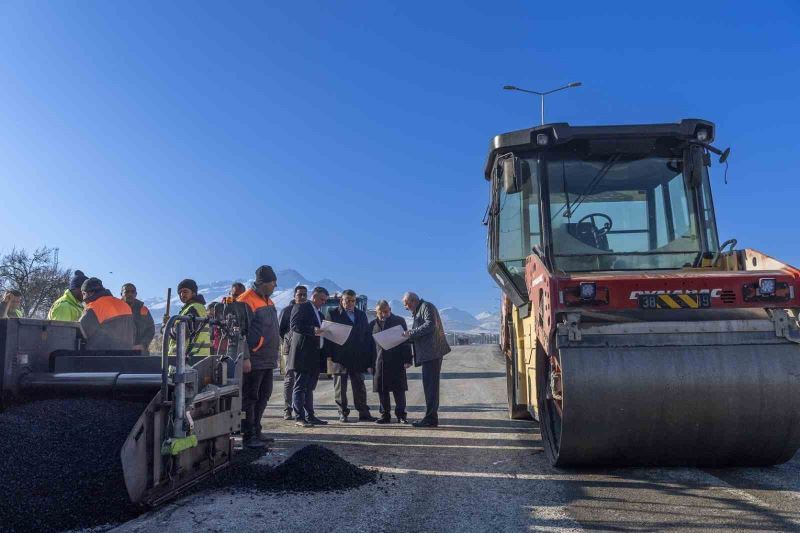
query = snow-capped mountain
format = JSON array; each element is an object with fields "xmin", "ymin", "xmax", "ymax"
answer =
[
  {"xmin": 143, "ymin": 269, "xmax": 343, "ymax": 313},
  {"xmin": 143, "ymin": 270, "xmax": 498, "ymax": 334}
]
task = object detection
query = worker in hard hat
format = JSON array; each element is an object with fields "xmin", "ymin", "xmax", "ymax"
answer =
[
  {"xmin": 0, "ymin": 289, "xmax": 23, "ymax": 318},
  {"xmin": 237, "ymin": 266, "xmax": 281, "ymax": 448},
  {"xmin": 121, "ymin": 283, "xmax": 155, "ymax": 355},
  {"xmin": 79, "ymin": 277, "xmax": 135, "ymax": 351},
  {"xmin": 167, "ymin": 279, "xmax": 211, "ymax": 356},
  {"xmin": 48, "ymin": 270, "xmax": 88, "ymax": 321}
]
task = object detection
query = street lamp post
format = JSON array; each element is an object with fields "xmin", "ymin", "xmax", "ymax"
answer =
[{"xmin": 503, "ymin": 82, "xmax": 582, "ymax": 125}]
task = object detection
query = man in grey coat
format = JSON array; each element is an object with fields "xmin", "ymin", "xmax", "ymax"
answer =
[{"xmin": 402, "ymin": 292, "xmax": 451, "ymax": 427}]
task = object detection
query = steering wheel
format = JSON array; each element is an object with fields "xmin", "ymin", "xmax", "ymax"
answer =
[{"xmin": 577, "ymin": 213, "xmax": 613, "ymax": 236}]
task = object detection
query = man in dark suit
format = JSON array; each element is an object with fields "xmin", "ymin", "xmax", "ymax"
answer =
[
  {"xmin": 402, "ymin": 291, "xmax": 451, "ymax": 428},
  {"xmin": 279, "ymin": 285, "xmax": 308, "ymax": 420},
  {"xmin": 288, "ymin": 286, "xmax": 329, "ymax": 428},
  {"xmin": 325, "ymin": 289, "xmax": 376, "ymax": 423}
]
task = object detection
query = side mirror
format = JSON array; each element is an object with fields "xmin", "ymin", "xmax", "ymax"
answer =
[{"xmin": 500, "ymin": 156, "xmax": 531, "ymax": 194}]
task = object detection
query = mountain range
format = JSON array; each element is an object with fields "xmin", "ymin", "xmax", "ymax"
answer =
[{"xmin": 143, "ymin": 269, "xmax": 498, "ymax": 334}]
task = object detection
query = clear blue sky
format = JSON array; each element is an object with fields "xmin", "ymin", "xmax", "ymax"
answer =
[{"xmin": 1, "ymin": 2, "xmax": 798, "ymax": 314}]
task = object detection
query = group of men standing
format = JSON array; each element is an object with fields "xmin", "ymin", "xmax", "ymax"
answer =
[
  {"xmin": 271, "ymin": 278, "xmax": 451, "ymax": 436},
  {"xmin": 2, "ymin": 264, "xmax": 452, "ymax": 450}
]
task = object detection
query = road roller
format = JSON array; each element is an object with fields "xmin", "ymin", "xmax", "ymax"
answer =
[
  {"xmin": 0, "ymin": 304, "xmax": 246, "ymax": 505},
  {"xmin": 484, "ymin": 118, "xmax": 800, "ymax": 466}
]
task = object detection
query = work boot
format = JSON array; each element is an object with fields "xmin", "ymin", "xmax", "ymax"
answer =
[
  {"xmin": 244, "ymin": 436, "xmax": 267, "ymax": 448},
  {"xmin": 376, "ymin": 416, "xmax": 392, "ymax": 424},
  {"xmin": 257, "ymin": 431, "xmax": 275, "ymax": 444}
]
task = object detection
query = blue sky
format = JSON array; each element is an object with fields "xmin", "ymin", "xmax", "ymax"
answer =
[{"xmin": 1, "ymin": 2, "xmax": 798, "ymax": 314}]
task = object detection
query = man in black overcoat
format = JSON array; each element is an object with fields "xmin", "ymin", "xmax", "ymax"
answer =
[
  {"xmin": 288, "ymin": 286, "xmax": 329, "ymax": 427},
  {"xmin": 371, "ymin": 300, "xmax": 413, "ymax": 424},
  {"xmin": 325, "ymin": 289, "xmax": 376, "ymax": 423}
]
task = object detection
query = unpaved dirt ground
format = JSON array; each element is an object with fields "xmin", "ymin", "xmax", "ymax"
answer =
[{"xmin": 114, "ymin": 346, "xmax": 800, "ymax": 533}]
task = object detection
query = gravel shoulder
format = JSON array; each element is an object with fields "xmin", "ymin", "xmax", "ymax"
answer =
[{"xmin": 113, "ymin": 346, "xmax": 800, "ymax": 533}]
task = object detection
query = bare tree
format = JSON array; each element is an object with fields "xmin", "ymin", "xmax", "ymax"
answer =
[{"xmin": 0, "ymin": 247, "xmax": 71, "ymax": 318}]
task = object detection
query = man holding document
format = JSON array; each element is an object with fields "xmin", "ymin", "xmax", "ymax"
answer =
[
  {"xmin": 324, "ymin": 289, "xmax": 376, "ymax": 423},
  {"xmin": 288, "ymin": 286, "xmax": 330, "ymax": 428},
  {"xmin": 371, "ymin": 300, "xmax": 412, "ymax": 424},
  {"xmin": 402, "ymin": 291, "xmax": 451, "ymax": 428}
]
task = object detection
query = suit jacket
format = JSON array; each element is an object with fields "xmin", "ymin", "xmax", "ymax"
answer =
[
  {"xmin": 278, "ymin": 303, "xmax": 297, "ymax": 357},
  {"xmin": 287, "ymin": 301, "xmax": 325, "ymax": 374},
  {"xmin": 324, "ymin": 306, "xmax": 372, "ymax": 373},
  {"xmin": 409, "ymin": 299, "xmax": 451, "ymax": 365}
]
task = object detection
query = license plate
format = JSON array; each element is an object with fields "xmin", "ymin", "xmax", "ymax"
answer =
[{"xmin": 638, "ymin": 293, "xmax": 711, "ymax": 309}]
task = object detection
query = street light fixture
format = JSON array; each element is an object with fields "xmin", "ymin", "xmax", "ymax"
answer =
[{"xmin": 503, "ymin": 82, "xmax": 582, "ymax": 125}]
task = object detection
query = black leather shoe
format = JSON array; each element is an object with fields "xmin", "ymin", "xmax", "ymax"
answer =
[
  {"xmin": 295, "ymin": 419, "xmax": 313, "ymax": 428},
  {"xmin": 308, "ymin": 416, "xmax": 328, "ymax": 426},
  {"xmin": 375, "ymin": 416, "xmax": 391, "ymax": 424},
  {"xmin": 412, "ymin": 419, "xmax": 438, "ymax": 428},
  {"xmin": 397, "ymin": 417, "xmax": 409, "ymax": 424},
  {"xmin": 359, "ymin": 415, "xmax": 378, "ymax": 422}
]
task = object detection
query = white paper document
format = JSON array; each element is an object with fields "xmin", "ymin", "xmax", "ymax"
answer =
[
  {"xmin": 372, "ymin": 325, "xmax": 407, "ymax": 351},
  {"xmin": 320, "ymin": 320, "xmax": 352, "ymax": 346}
]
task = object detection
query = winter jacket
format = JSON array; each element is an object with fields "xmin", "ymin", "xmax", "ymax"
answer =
[
  {"xmin": 0, "ymin": 301, "xmax": 23, "ymax": 318},
  {"xmin": 48, "ymin": 290, "xmax": 83, "ymax": 322},
  {"xmin": 80, "ymin": 290, "xmax": 135, "ymax": 351},
  {"xmin": 324, "ymin": 306, "xmax": 372, "ymax": 373},
  {"xmin": 409, "ymin": 299, "xmax": 451, "ymax": 365},
  {"xmin": 371, "ymin": 314, "xmax": 413, "ymax": 393},
  {"xmin": 287, "ymin": 301, "xmax": 326, "ymax": 374},
  {"xmin": 128, "ymin": 299, "xmax": 155, "ymax": 355},
  {"xmin": 237, "ymin": 288, "xmax": 280, "ymax": 370}
]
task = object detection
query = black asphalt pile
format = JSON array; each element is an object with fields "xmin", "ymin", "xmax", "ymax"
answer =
[
  {"xmin": 0, "ymin": 398, "xmax": 146, "ymax": 533},
  {"xmin": 208, "ymin": 444, "xmax": 377, "ymax": 494}
]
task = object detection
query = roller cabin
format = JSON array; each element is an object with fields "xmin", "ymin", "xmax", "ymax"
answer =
[{"xmin": 485, "ymin": 119, "xmax": 800, "ymax": 466}]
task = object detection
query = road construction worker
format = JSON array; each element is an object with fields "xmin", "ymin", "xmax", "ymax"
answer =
[
  {"xmin": 229, "ymin": 282, "xmax": 246, "ymax": 300},
  {"xmin": 0, "ymin": 289, "xmax": 23, "ymax": 318},
  {"xmin": 48, "ymin": 270, "xmax": 88, "ymax": 321},
  {"xmin": 80, "ymin": 277, "xmax": 135, "ymax": 351},
  {"xmin": 237, "ymin": 265, "xmax": 281, "ymax": 448},
  {"xmin": 167, "ymin": 279, "xmax": 211, "ymax": 356},
  {"xmin": 121, "ymin": 283, "xmax": 155, "ymax": 355}
]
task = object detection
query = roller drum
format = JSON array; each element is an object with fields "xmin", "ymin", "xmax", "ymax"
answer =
[{"xmin": 542, "ymin": 334, "xmax": 800, "ymax": 466}]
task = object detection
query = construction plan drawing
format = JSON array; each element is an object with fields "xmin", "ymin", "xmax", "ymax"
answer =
[
  {"xmin": 320, "ymin": 320, "xmax": 352, "ymax": 346},
  {"xmin": 372, "ymin": 325, "xmax": 407, "ymax": 351}
]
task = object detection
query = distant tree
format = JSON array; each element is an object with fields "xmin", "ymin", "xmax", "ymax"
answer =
[{"xmin": 0, "ymin": 247, "xmax": 71, "ymax": 318}]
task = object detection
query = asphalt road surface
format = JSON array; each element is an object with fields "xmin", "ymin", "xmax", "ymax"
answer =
[{"xmin": 115, "ymin": 346, "xmax": 800, "ymax": 533}]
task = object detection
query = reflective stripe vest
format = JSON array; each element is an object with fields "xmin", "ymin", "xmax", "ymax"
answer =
[{"xmin": 169, "ymin": 301, "xmax": 211, "ymax": 356}]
